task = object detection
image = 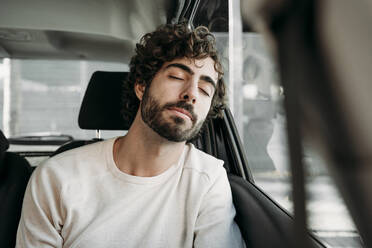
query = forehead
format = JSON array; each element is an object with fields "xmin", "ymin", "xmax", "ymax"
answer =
[{"xmin": 162, "ymin": 57, "xmax": 219, "ymax": 83}]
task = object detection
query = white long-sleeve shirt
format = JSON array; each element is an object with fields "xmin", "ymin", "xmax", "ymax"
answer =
[{"xmin": 16, "ymin": 137, "xmax": 245, "ymax": 248}]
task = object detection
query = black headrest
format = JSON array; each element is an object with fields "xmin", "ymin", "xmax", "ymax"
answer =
[
  {"xmin": 78, "ymin": 71, "xmax": 130, "ymax": 130},
  {"xmin": 0, "ymin": 130, "xmax": 9, "ymax": 160}
]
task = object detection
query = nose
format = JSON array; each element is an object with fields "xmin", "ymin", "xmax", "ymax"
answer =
[{"xmin": 180, "ymin": 79, "xmax": 198, "ymax": 104}]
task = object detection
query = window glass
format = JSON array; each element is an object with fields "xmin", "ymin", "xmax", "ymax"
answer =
[{"xmin": 0, "ymin": 59, "xmax": 128, "ymax": 157}]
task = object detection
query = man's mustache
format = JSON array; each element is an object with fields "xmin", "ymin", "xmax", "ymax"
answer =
[{"xmin": 162, "ymin": 101, "xmax": 197, "ymax": 123}]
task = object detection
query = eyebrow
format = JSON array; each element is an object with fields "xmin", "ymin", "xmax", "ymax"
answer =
[{"xmin": 165, "ymin": 63, "xmax": 217, "ymax": 90}]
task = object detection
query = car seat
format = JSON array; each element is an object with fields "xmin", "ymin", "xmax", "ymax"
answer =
[
  {"xmin": 0, "ymin": 130, "xmax": 33, "ymax": 248},
  {"xmin": 51, "ymin": 71, "xmax": 128, "ymax": 156}
]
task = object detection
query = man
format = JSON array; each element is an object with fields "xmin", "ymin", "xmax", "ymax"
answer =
[{"xmin": 16, "ymin": 23, "xmax": 245, "ymax": 248}]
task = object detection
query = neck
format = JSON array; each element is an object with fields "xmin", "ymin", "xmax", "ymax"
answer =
[{"xmin": 114, "ymin": 113, "xmax": 186, "ymax": 177}]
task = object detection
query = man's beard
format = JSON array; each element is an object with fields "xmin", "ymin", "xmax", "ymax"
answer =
[{"xmin": 141, "ymin": 88, "xmax": 204, "ymax": 142}]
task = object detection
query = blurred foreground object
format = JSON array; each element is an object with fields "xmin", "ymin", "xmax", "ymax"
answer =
[{"xmin": 241, "ymin": 0, "xmax": 372, "ymax": 247}]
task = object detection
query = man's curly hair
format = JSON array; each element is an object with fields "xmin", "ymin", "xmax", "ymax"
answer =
[{"xmin": 122, "ymin": 22, "xmax": 226, "ymax": 127}]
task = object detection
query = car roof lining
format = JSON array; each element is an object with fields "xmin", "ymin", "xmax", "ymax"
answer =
[
  {"xmin": 0, "ymin": 29, "xmax": 136, "ymax": 62},
  {"xmin": 0, "ymin": 0, "xmax": 176, "ymax": 61}
]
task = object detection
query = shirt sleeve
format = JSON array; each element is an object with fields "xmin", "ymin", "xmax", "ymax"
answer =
[
  {"xmin": 193, "ymin": 167, "xmax": 246, "ymax": 248},
  {"xmin": 16, "ymin": 160, "xmax": 65, "ymax": 248}
]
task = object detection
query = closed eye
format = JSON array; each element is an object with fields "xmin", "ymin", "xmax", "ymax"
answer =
[
  {"xmin": 169, "ymin": 75, "xmax": 184, "ymax": 80},
  {"xmin": 199, "ymin": 87, "xmax": 210, "ymax": 97}
]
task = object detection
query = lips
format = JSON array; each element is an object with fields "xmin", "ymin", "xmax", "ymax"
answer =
[{"xmin": 168, "ymin": 107, "xmax": 193, "ymax": 121}]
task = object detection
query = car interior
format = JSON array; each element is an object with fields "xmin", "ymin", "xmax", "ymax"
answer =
[{"xmin": 1, "ymin": 0, "xmax": 371, "ymax": 247}]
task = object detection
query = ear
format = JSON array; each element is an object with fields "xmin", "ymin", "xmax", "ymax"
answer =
[{"xmin": 134, "ymin": 82, "xmax": 146, "ymax": 101}]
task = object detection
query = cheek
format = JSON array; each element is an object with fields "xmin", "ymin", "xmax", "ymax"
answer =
[
  {"xmin": 155, "ymin": 84, "xmax": 180, "ymax": 100},
  {"xmin": 147, "ymin": 84, "xmax": 171, "ymax": 102},
  {"xmin": 197, "ymin": 100, "xmax": 213, "ymax": 119}
]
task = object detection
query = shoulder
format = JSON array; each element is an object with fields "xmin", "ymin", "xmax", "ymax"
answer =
[
  {"xmin": 51, "ymin": 139, "xmax": 108, "ymax": 165},
  {"xmin": 32, "ymin": 138, "xmax": 114, "ymax": 185},
  {"xmin": 183, "ymin": 143, "xmax": 226, "ymax": 184}
]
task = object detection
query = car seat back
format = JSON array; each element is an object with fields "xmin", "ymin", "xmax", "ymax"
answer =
[{"xmin": 0, "ymin": 130, "xmax": 33, "ymax": 247}]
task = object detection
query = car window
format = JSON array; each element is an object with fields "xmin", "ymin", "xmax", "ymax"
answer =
[
  {"xmin": 0, "ymin": 58, "xmax": 128, "ymax": 165},
  {"xmin": 242, "ymin": 26, "xmax": 363, "ymax": 248},
  {"xmin": 0, "ymin": 58, "xmax": 127, "ymax": 138}
]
